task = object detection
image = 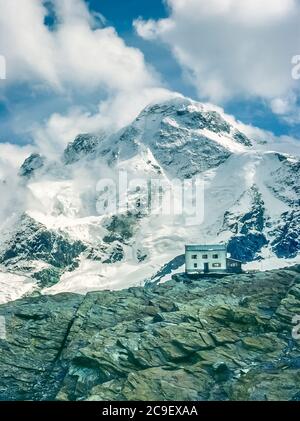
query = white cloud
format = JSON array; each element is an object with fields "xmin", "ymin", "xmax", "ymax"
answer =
[
  {"xmin": 135, "ymin": 0, "xmax": 300, "ymax": 108},
  {"xmin": 0, "ymin": 0, "xmax": 176, "ymax": 153},
  {"xmin": 167, "ymin": 0, "xmax": 296, "ymax": 23},
  {"xmin": 270, "ymin": 93, "xmax": 300, "ymax": 124},
  {"xmin": 0, "ymin": 0, "xmax": 299, "ymax": 162},
  {"xmin": 0, "ymin": 143, "xmax": 35, "ymax": 222},
  {"xmin": 32, "ymin": 108, "xmax": 101, "ymax": 157},
  {"xmin": 270, "ymin": 98, "xmax": 291, "ymax": 115},
  {"xmin": 0, "ymin": 0, "xmax": 158, "ymax": 93},
  {"xmin": 0, "ymin": 143, "xmax": 34, "ymax": 171},
  {"xmin": 0, "ymin": 0, "xmax": 60, "ymax": 88},
  {"xmin": 33, "ymin": 87, "xmax": 178, "ymax": 158}
]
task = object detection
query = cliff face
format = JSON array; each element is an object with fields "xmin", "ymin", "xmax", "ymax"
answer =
[{"xmin": 0, "ymin": 266, "xmax": 300, "ymax": 401}]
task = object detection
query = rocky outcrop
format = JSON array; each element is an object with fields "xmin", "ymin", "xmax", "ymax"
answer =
[
  {"xmin": 224, "ymin": 186, "xmax": 268, "ymax": 262},
  {"xmin": 0, "ymin": 266, "xmax": 299, "ymax": 401},
  {"xmin": 19, "ymin": 153, "xmax": 45, "ymax": 178},
  {"xmin": 64, "ymin": 133, "xmax": 106, "ymax": 165},
  {"xmin": 0, "ymin": 214, "xmax": 86, "ymax": 271},
  {"xmin": 266, "ymin": 156, "xmax": 300, "ymax": 259},
  {"xmin": 270, "ymin": 210, "xmax": 300, "ymax": 259},
  {"xmin": 0, "ymin": 214, "xmax": 87, "ymax": 287},
  {"xmin": 90, "ymin": 97, "xmax": 250, "ymax": 179}
]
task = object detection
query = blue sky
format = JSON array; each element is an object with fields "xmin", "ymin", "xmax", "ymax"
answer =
[
  {"xmin": 86, "ymin": 0, "xmax": 194, "ymax": 97},
  {"xmin": 0, "ymin": 0, "xmax": 299, "ymax": 150}
]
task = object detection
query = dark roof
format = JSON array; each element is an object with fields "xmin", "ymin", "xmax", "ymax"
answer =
[
  {"xmin": 186, "ymin": 244, "xmax": 227, "ymax": 251},
  {"xmin": 226, "ymin": 257, "xmax": 243, "ymax": 263}
]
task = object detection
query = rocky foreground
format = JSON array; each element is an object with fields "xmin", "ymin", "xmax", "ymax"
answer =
[{"xmin": 0, "ymin": 267, "xmax": 299, "ymax": 401}]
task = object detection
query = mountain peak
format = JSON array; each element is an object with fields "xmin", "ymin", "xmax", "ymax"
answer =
[
  {"xmin": 136, "ymin": 95, "xmax": 252, "ymax": 147},
  {"xmin": 19, "ymin": 153, "xmax": 45, "ymax": 178},
  {"xmin": 63, "ymin": 131, "xmax": 106, "ymax": 165}
]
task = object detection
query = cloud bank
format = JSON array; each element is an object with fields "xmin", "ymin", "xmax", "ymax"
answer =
[
  {"xmin": 135, "ymin": 0, "xmax": 300, "ymax": 116},
  {"xmin": 0, "ymin": 0, "xmax": 173, "ymax": 156},
  {"xmin": 0, "ymin": 0, "xmax": 299, "ymax": 162},
  {"xmin": 0, "ymin": 0, "xmax": 156, "ymax": 92}
]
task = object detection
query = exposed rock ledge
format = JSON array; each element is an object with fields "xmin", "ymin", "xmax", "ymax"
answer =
[{"xmin": 0, "ymin": 267, "xmax": 299, "ymax": 401}]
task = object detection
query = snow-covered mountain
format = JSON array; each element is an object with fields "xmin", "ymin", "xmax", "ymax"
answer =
[{"xmin": 0, "ymin": 96, "xmax": 299, "ymax": 302}]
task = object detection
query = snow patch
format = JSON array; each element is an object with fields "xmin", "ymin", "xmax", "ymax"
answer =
[{"xmin": 0, "ymin": 271, "xmax": 36, "ymax": 305}]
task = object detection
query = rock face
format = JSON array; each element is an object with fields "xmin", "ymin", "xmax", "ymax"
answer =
[
  {"xmin": 0, "ymin": 214, "xmax": 86, "ymax": 269},
  {"xmin": 19, "ymin": 153, "xmax": 44, "ymax": 178},
  {"xmin": 95, "ymin": 98, "xmax": 247, "ymax": 179},
  {"xmin": 225, "ymin": 186, "xmax": 268, "ymax": 262},
  {"xmin": 0, "ymin": 266, "xmax": 299, "ymax": 401},
  {"xmin": 63, "ymin": 133, "xmax": 106, "ymax": 165},
  {"xmin": 0, "ymin": 214, "xmax": 87, "ymax": 287},
  {"xmin": 270, "ymin": 210, "xmax": 300, "ymax": 259}
]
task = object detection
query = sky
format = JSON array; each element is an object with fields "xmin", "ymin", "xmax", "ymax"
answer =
[{"xmin": 0, "ymin": 0, "xmax": 300, "ymax": 161}]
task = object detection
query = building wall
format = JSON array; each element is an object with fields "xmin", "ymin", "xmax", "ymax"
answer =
[
  {"xmin": 226, "ymin": 259, "xmax": 242, "ymax": 274},
  {"xmin": 186, "ymin": 249, "xmax": 227, "ymax": 273}
]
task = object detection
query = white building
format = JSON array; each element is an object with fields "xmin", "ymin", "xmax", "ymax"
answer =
[{"xmin": 185, "ymin": 244, "xmax": 242, "ymax": 274}]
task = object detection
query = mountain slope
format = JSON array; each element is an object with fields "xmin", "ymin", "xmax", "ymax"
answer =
[{"xmin": 0, "ymin": 96, "xmax": 299, "ymax": 301}]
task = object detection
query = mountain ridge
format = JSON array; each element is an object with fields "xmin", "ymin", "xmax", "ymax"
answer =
[{"xmin": 0, "ymin": 95, "xmax": 299, "ymax": 302}]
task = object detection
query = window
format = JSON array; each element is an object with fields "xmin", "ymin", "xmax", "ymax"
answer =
[
  {"xmin": 212, "ymin": 254, "xmax": 219, "ymax": 259},
  {"xmin": 193, "ymin": 263, "xmax": 198, "ymax": 268},
  {"xmin": 229, "ymin": 263, "xmax": 238, "ymax": 267},
  {"xmin": 202, "ymin": 254, "xmax": 208, "ymax": 259},
  {"xmin": 191, "ymin": 255, "xmax": 197, "ymax": 259},
  {"xmin": 212, "ymin": 263, "xmax": 221, "ymax": 268}
]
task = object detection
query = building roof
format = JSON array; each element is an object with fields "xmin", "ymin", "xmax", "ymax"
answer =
[
  {"xmin": 185, "ymin": 244, "xmax": 227, "ymax": 251},
  {"xmin": 226, "ymin": 257, "xmax": 243, "ymax": 264}
]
